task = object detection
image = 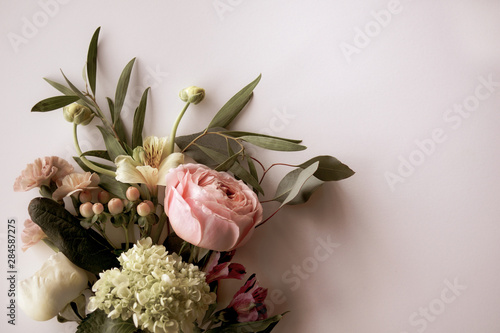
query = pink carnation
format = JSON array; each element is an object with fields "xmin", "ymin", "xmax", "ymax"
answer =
[
  {"xmin": 164, "ymin": 164, "xmax": 263, "ymax": 252},
  {"xmin": 52, "ymin": 172, "xmax": 100, "ymax": 201},
  {"xmin": 21, "ymin": 219, "xmax": 47, "ymax": 252},
  {"xmin": 13, "ymin": 156, "xmax": 74, "ymax": 192}
]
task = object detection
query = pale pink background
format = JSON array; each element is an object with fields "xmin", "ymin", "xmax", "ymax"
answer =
[{"xmin": 1, "ymin": 1, "xmax": 500, "ymax": 332}]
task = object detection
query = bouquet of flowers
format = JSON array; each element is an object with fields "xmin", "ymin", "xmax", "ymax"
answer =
[{"xmin": 14, "ymin": 27, "xmax": 354, "ymax": 333}]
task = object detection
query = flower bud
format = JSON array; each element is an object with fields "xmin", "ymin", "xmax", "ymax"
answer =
[
  {"xmin": 79, "ymin": 202, "xmax": 94, "ymax": 218},
  {"xmin": 92, "ymin": 203, "xmax": 104, "ymax": 215},
  {"xmin": 108, "ymin": 198, "xmax": 124, "ymax": 215},
  {"xmin": 126, "ymin": 187, "xmax": 140, "ymax": 201},
  {"xmin": 137, "ymin": 202, "xmax": 151, "ymax": 217},
  {"xmin": 63, "ymin": 103, "xmax": 94, "ymax": 125},
  {"xmin": 79, "ymin": 190, "xmax": 92, "ymax": 203},
  {"xmin": 143, "ymin": 200, "xmax": 155, "ymax": 213},
  {"xmin": 179, "ymin": 86, "xmax": 205, "ymax": 104},
  {"xmin": 98, "ymin": 190, "xmax": 110, "ymax": 204}
]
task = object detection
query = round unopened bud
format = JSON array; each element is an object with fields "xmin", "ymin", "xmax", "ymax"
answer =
[
  {"xmin": 137, "ymin": 202, "xmax": 151, "ymax": 217},
  {"xmin": 126, "ymin": 187, "xmax": 140, "ymax": 201},
  {"xmin": 79, "ymin": 190, "xmax": 92, "ymax": 203},
  {"xmin": 179, "ymin": 86, "xmax": 205, "ymax": 104},
  {"xmin": 92, "ymin": 203, "xmax": 104, "ymax": 215},
  {"xmin": 63, "ymin": 103, "xmax": 95, "ymax": 125},
  {"xmin": 98, "ymin": 190, "xmax": 110, "ymax": 204},
  {"xmin": 79, "ymin": 202, "xmax": 94, "ymax": 218},
  {"xmin": 108, "ymin": 198, "xmax": 124, "ymax": 215},
  {"xmin": 143, "ymin": 200, "xmax": 155, "ymax": 213}
]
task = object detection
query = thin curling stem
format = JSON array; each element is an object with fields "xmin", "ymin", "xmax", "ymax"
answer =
[
  {"xmin": 168, "ymin": 102, "xmax": 190, "ymax": 154},
  {"xmin": 73, "ymin": 123, "xmax": 117, "ymax": 178}
]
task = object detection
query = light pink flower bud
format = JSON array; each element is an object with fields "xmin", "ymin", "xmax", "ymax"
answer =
[
  {"xmin": 126, "ymin": 187, "xmax": 140, "ymax": 201},
  {"xmin": 137, "ymin": 202, "xmax": 151, "ymax": 217},
  {"xmin": 79, "ymin": 190, "xmax": 92, "ymax": 203},
  {"xmin": 79, "ymin": 202, "xmax": 94, "ymax": 218},
  {"xmin": 143, "ymin": 200, "xmax": 155, "ymax": 213},
  {"xmin": 98, "ymin": 190, "xmax": 110, "ymax": 204},
  {"xmin": 108, "ymin": 198, "xmax": 124, "ymax": 215},
  {"xmin": 92, "ymin": 203, "xmax": 104, "ymax": 215}
]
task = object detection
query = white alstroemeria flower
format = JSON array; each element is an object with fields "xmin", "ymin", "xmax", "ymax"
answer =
[
  {"xmin": 115, "ymin": 136, "xmax": 184, "ymax": 192},
  {"xmin": 18, "ymin": 252, "xmax": 88, "ymax": 321}
]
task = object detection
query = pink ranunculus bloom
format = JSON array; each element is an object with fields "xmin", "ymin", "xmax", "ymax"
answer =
[
  {"xmin": 13, "ymin": 156, "xmax": 74, "ymax": 192},
  {"xmin": 227, "ymin": 274, "xmax": 268, "ymax": 323},
  {"xmin": 164, "ymin": 164, "xmax": 263, "ymax": 252},
  {"xmin": 205, "ymin": 251, "xmax": 246, "ymax": 284},
  {"xmin": 52, "ymin": 172, "xmax": 100, "ymax": 201},
  {"xmin": 21, "ymin": 219, "xmax": 47, "ymax": 252}
]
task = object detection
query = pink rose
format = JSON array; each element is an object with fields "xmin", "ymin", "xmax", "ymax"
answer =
[
  {"xmin": 21, "ymin": 219, "xmax": 47, "ymax": 252},
  {"xmin": 164, "ymin": 164, "xmax": 263, "ymax": 252},
  {"xmin": 13, "ymin": 156, "xmax": 74, "ymax": 192}
]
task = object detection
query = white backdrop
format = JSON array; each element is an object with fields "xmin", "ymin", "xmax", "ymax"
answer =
[{"xmin": 1, "ymin": 1, "xmax": 500, "ymax": 332}]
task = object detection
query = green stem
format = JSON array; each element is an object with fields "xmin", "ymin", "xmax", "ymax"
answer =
[
  {"xmin": 94, "ymin": 223, "xmax": 117, "ymax": 249},
  {"xmin": 122, "ymin": 225, "xmax": 130, "ymax": 251},
  {"xmin": 73, "ymin": 123, "xmax": 116, "ymax": 177},
  {"xmin": 168, "ymin": 102, "xmax": 191, "ymax": 154}
]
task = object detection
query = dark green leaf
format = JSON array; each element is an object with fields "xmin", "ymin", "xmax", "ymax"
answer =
[
  {"xmin": 221, "ymin": 131, "xmax": 302, "ymax": 144},
  {"xmin": 297, "ymin": 155, "xmax": 355, "ymax": 181},
  {"xmin": 247, "ymin": 157, "xmax": 259, "ymax": 184},
  {"xmin": 98, "ymin": 174, "xmax": 129, "ymax": 199},
  {"xmin": 44, "ymin": 78, "xmax": 77, "ymax": 96},
  {"xmin": 208, "ymin": 74, "xmax": 261, "ymax": 129},
  {"xmin": 28, "ymin": 197, "xmax": 119, "ymax": 275},
  {"xmin": 81, "ymin": 150, "xmax": 111, "ymax": 161},
  {"xmin": 86, "ymin": 27, "xmax": 100, "ymax": 95},
  {"xmin": 132, "ymin": 88, "xmax": 150, "ymax": 149},
  {"xmin": 73, "ymin": 157, "xmax": 116, "ymax": 173},
  {"xmin": 215, "ymin": 151, "xmax": 240, "ymax": 172},
  {"xmin": 276, "ymin": 162, "xmax": 319, "ymax": 207},
  {"xmin": 238, "ymin": 136, "xmax": 306, "ymax": 151},
  {"xmin": 31, "ymin": 95, "xmax": 80, "ymax": 112},
  {"xmin": 114, "ymin": 58, "xmax": 136, "ymax": 123},
  {"xmin": 76, "ymin": 309, "xmax": 140, "ymax": 333},
  {"xmin": 97, "ymin": 126, "xmax": 128, "ymax": 161},
  {"xmin": 273, "ymin": 168, "xmax": 324, "ymax": 205},
  {"xmin": 114, "ymin": 116, "xmax": 128, "ymax": 146},
  {"xmin": 106, "ymin": 97, "xmax": 115, "ymax": 122},
  {"xmin": 206, "ymin": 313, "xmax": 285, "ymax": 333}
]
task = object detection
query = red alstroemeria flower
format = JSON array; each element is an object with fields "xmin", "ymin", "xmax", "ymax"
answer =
[
  {"xmin": 227, "ymin": 274, "xmax": 268, "ymax": 323},
  {"xmin": 205, "ymin": 251, "xmax": 246, "ymax": 284}
]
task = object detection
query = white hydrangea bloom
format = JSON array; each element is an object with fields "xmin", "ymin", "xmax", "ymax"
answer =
[{"xmin": 88, "ymin": 237, "xmax": 216, "ymax": 333}]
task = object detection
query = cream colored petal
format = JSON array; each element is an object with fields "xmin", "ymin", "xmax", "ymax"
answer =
[
  {"xmin": 135, "ymin": 165, "xmax": 159, "ymax": 190},
  {"xmin": 157, "ymin": 153, "xmax": 184, "ymax": 186},
  {"xmin": 115, "ymin": 156, "xmax": 146, "ymax": 184}
]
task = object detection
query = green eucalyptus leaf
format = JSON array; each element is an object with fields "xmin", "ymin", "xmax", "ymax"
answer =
[
  {"xmin": 114, "ymin": 58, "xmax": 136, "ymax": 123},
  {"xmin": 132, "ymin": 87, "xmax": 150, "ymax": 149},
  {"xmin": 114, "ymin": 116, "xmax": 128, "ymax": 146},
  {"xmin": 208, "ymin": 74, "xmax": 261, "ymax": 129},
  {"xmin": 73, "ymin": 157, "xmax": 116, "ymax": 173},
  {"xmin": 247, "ymin": 157, "xmax": 259, "ymax": 183},
  {"xmin": 31, "ymin": 95, "xmax": 80, "ymax": 112},
  {"xmin": 221, "ymin": 131, "xmax": 302, "ymax": 144},
  {"xmin": 86, "ymin": 27, "xmax": 100, "ymax": 95},
  {"xmin": 273, "ymin": 167, "xmax": 324, "ymax": 205},
  {"xmin": 277, "ymin": 162, "xmax": 319, "ymax": 207},
  {"xmin": 238, "ymin": 136, "xmax": 306, "ymax": 151},
  {"xmin": 76, "ymin": 309, "xmax": 140, "ymax": 333},
  {"xmin": 215, "ymin": 151, "xmax": 240, "ymax": 172},
  {"xmin": 106, "ymin": 97, "xmax": 115, "ymax": 122},
  {"xmin": 28, "ymin": 197, "xmax": 119, "ymax": 275},
  {"xmin": 297, "ymin": 155, "xmax": 354, "ymax": 181},
  {"xmin": 206, "ymin": 313, "xmax": 285, "ymax": 333},
  {"xmin": 43, "ymin": 78, "xmax": 77, "ymax": 96},
  {"xmin": 97, "ymin": 126, "xmax": 128, "ymax": 161},
  {"xmin": 98, "ymin": 174, "xmax": 129, "ymax": 199}
]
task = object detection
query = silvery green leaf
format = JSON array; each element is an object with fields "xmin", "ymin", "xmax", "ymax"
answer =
[
  {"xmin": 60, "ymin": 71, "xmax": 96, "ymax": 111},
  {"xmin": 273, "ymin": 168, "xmax": 324, "ymax": 205},
  {"xmin": 31, "ymin": 95, "xmax": 80, "ymax": 112},
  {"xmin": 298, "ymin": 155, "xmax": 354, "ymax": 181},
  {"xmin": 86, "ymin": 27, "xmax": 100, "ymax": 95},
  {"xmin": 221, "ymin": 131, "xmax": 302, "ymax": 144},
  {"xmin": 98, "ymin": 174, "xmax": 129, "ymax": 199},
  {"xmin": 277, "ymin": 162, "xmax": 319, "ymax": 207},
  {"xmin": 208, "ymin": 74, "xmax": 261, "ymax": 129},
  {"xmin": 113, "ymin": 58, "xmax": 136, "ymax": 123},
  {"xmin": 43, "ymin": 78, "xmax": 76, "ymax": 96},
  {"xmin": 132, "ymin": 87, "xmax": 150, "ymax": 149},
  {"xmin": 238, "ymin": 135, "xmax": 306, "ymax": 151},
  {"xmin": 97, "ymin": 126, "xmax": 128, "ymax": 161}
]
